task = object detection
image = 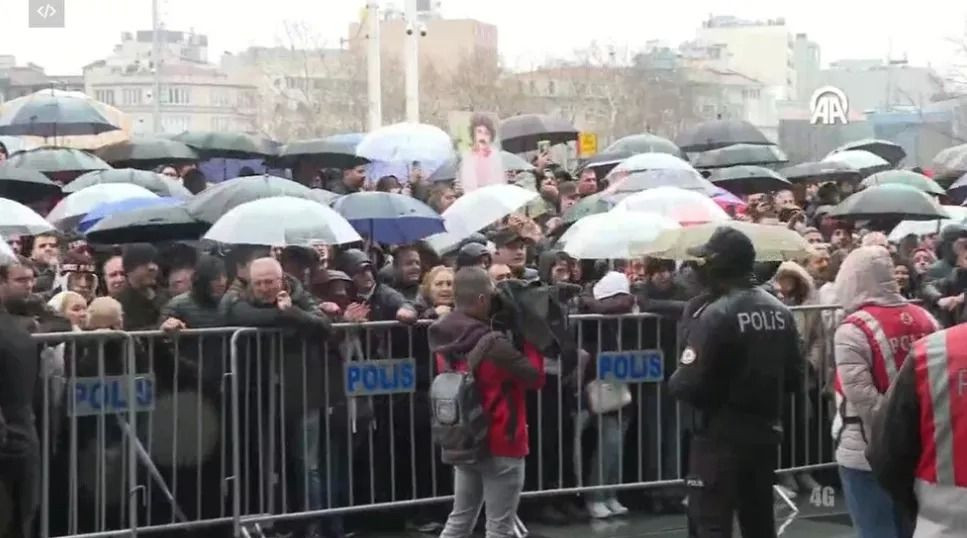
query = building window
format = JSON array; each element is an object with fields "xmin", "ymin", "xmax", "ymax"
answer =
[
  {"xmin": 160, "ymin": 115, "xmax": 190, "ymax": 133},
  {"xmin": 94, "ymin": 89, "xmax": 115, "ymax": 105},
  {"xmin": 528, "ymin": 80, "xmax": 536, "ymax": 94},
  {"xmin": 212, "ymin": 89, "xmax": 233, "ymax": 107},
  {"xmin": 742, "ymin": 89, "xmax": 761, "ymax": 100},
  {"xmin": 211, "ymin": 116, "xmax": 233, "ymax": 132},
  {"xmin": 121, "ymin": 88, "xmax": 142, "ymax": 106},
  {"xmin": 160, "ymin": 86, "xmax": 191, "ymax": 105},
  {"xmin": 548, "ymin": 81, "xmax": 556, "ymax": 96}
]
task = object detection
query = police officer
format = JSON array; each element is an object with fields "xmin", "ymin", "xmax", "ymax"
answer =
[
  {"xmin": 669, "ymin": 226, "xmax": 805, "ymax": 538},
  {"xmin": 867, "ymin": 324, "xmax": 967, "ymax": 538}
]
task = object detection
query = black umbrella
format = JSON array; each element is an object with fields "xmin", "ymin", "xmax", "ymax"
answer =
[
  {"xmin": 498, "ymin": 114, "xmax": 578, "ymax": 153},
  {"xmin": 6, "ymin": 147, "xmax": 112, "ymax": 174},
  {"xmin": 331, "ymin": 191, "xmax": 444, "ymax": 244},
  {"xmin": 779, "ymin": 161, "xmax": 862, "ymax": 184},
  {"xmin": 832, "ymin": 138, "xmax": 906, "ymax": 166},
  {"xmin": 675, "ymin": 119, "xmax": 771, "ymax": 153},
  {"xmin": 690, "ymin": 144, "xmax": 788, "ymax": 169},
  {"xmin": 96, "ymin": 137, "xmax": 199, "ymax": 166},
  {"xmin": 185, "ymin": 174, "xmax": 315, "ymax": 223},
  {"xmin": 428, "ymin": 158, "xmax": 458, "ymax": 182},
  {"xmin": 85, "ymin": 205, "xmax": 210, "ymax": 244},
  {"xmin": 65, "ymin": 168, "xmax": 193, "ymax": 199},
  {"xmin": 603, "ymin": 133, "xmax": 681, "ymax": 156},
  {"xmin": 932, "ymin": 143, "xmax": 967, "ymax": 181},
  {"xmin": 830, "ymin": 184, "xmax": 949, "ymax": 221},
  {"xmin": 0, "ymin": 164, "xmax": 61, "ymax": 202},
  {"xmin": 0, "ymin": 89, "xmax": 119, "ymax": 137},
  {"xmin": 171, "ymin": 131, "xmax": 278, "ymax": 159},
  {"xmin": 708, "ymin": 166, "xmax": 792, "ymax": 195},
  {"xmin": 273, "ymin": 137, "xmax": 369, "ymax": 169},
  {"xmin": 576, "ymin": 151, "xmax": 633, "ymax": 178},
  {"xmin": 607, "ymin": 169, "xmax": 717, "ymax": 196}
]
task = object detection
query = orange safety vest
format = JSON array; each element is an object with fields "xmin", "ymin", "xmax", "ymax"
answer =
[{"xmin": 912, "ymin": 328, "xmax": 967, "ymax": 488}]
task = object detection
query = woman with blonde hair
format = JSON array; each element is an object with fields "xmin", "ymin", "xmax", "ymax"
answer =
[
  {"xmin": 417, "ymin": 265, "xmax": 454, "ymax": 319},
  {"xmin": 47, "ymin": 290, "xmax": 88, "ymax": 331}
]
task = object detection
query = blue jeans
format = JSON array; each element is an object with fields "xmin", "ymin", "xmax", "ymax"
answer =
[
  {"xmin": 577, "ymin": 412, "xmax": 628, "ymax": 502},
  {"xmin": 839, "ymin": 466, "xmax": 912, "ymax": 538},
  {"xmin": 291, "ymin": 410, "xmax": 347, "ymax": 537}
]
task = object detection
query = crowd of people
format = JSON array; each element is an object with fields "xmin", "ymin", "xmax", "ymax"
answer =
[{"xmin": 2, "ymin": 148, "xmax": 967, "ymax": 538}]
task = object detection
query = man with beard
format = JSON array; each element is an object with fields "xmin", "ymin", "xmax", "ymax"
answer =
[
  {"xmin": 116, "ymin": 244, "xmax": 167, "ymax": 330},
  {"xmin": 390, "ymin": 246, "xmax": 424, "ymax": 302},
  {"xmin": 28, "ymin": 232, "xmax": 60, "ymax": 294},
  {"xmin": 0, "ymin": 256, "xmax": 40, "ymax": 538},
  {"xmin": 670, "ymin": 227, "xmax": 804, "ymax": 538}
]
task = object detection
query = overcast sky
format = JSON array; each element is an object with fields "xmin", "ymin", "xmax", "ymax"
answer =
[{"xmin": 1, "ymin": 0, "xmax": 965, "ymax": 76}]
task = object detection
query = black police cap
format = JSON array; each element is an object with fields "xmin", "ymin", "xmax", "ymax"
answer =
[{"xmin": 686, "ymin": 226, "xmax": 756, "ymax": 272}]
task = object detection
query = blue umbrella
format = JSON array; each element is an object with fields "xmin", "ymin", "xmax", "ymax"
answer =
[
  {"xmin": 331, "ymin": 191, "xmax": 445, "ymax": 244},
  {"xmin": 78, "ymin": 197, "xmax": 182, "ymax": 232}
]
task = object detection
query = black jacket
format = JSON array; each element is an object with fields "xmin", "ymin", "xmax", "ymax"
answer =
[
  {"xmin": 669, "ymin": 286, "xmax": 805, "ymax": 445},
  {"xmin": 117, "ymin": 287, "xmax": 169, "ymax": 331},
  {"xmin": 221, "ymin": 276, "xmax": 337, "ymax": 413}
]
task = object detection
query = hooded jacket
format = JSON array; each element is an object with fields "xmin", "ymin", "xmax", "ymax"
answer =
[
  {"xmin": 775, "ymin": 262, "xmax": 830, "ymax": 390},
  {"xmin": 831, "ymin": 247, "xmax": 939, "ymax": 471},
  {"xmin": 925, "ymin": 224, "xmax": 966, "ymax": 283},
  {"xmin": 429, "ymin": 310, "xmax": 544, "ymax": 459}
]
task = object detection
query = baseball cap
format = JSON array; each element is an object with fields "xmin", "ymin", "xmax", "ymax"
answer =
[{"xmin": 686, "ymin": 226, "xmax": 756, "ymax": 272}]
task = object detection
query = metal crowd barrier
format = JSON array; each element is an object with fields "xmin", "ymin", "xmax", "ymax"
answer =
[{"xmin": 30, "ymin": 306, "xmax": 842, "ymax": 538}]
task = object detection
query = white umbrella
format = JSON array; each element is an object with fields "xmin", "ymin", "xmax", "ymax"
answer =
[
  {"xmin": 442, "ymin": 184, "xmax": 538, "ymax": 237},
  {"xmin": 613, "ymin": 186, "xmax": 730, "ymax": 226},
  {"xmin": 204, "ymin": 196, "xmax": 361, "ymax": 246},
  {"xmin": 0, "ymin": 197, "xmax": 55, "ymax": 236},
  {"xmin": 557, "ymin": 211, "xmax": 681, "ymax": 259},
  {"xmin": 634, "ymin": 221, "xmax": 811, "ymax": 262},
  {"xmin": 609, "ymin": 152, "xmax": 697, "ymax": 176},
  {"xmin": 822, "ymin": 150, "xmax": 891, "ymax": 174},
  {"xmin": 889, "ymin": 205, "xmax": 967, "ymax": 241},
  {"xmin": 47, "ymin": 183, "xmax": 158, "ymax": 226},
  {"xmin": 0, "ymin": 237, "xmax": 15, "ymax": 263}
]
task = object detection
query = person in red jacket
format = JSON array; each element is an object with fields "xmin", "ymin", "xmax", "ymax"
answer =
[{"xmin": 429, "ymin": 267, "xmax": 545, "ymax": 538}]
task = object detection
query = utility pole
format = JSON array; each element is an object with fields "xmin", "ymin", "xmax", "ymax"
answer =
[
  {"xmin": 151, "ymin": 0, "xmax": 162, "ymax": 133},
  {"xmin": 366, "ymin": 3, "xmax": 383, "ymax": 131},
  {"xmin": 404, "ymin": 0, "xmax": 420, "ymax": 123}
]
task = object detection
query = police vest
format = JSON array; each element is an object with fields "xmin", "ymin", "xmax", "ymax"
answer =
[
  {"xmin": 834, "ymin": 304, "xmax": 935, "ymax": 445},
  {"xmin": 912, "ymin": 328, "xmax": 967, "ymax": 489}
]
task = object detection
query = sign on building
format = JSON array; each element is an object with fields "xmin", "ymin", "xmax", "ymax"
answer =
[
  {"xmin": 810, "ymin": 86, "xmax": 849, "ymax": 126},
  {"xmin": 578, "ymin": 132, "xmax": 598, "ymax": 158}
]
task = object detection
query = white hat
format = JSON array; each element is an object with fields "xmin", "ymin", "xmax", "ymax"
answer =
[{"xmin": 593, "ymin": 271, "xmax": 630, "ymax": 300}]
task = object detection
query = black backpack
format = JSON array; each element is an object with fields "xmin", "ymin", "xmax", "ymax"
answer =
[{"xmin": 430, "ymin": 351, "xmax": 490, "ymax": 465}]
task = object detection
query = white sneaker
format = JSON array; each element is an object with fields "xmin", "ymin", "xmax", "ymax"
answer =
[
  {"xmin": 586, "ymin": 501, "xmax": 612, "ymax": 519},
  {"xmin": 605, "ymin": 498, "xmax": 629, "ymax": 516}
]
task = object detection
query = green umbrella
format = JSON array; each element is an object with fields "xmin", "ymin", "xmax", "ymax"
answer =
[
  {"xmin": 830, "ymin": 184, "xmax": 949, "ymax": 221},
  {"xmin": 561, "ymin": 192, "xmax": 612, "ymax": 223},
  {"xmin": 96, "ymin": 137, "xmax": 199, "ymax": 165},
  {"xmin": 861, "ymin": 169, "xmax": 945, "ymax": 196},
  {"xmin": 171, "ymin": 131, "xmax": 278, "ymax": 159},
  {"xmin": 690, "ymin": 144, "xmax": 788, "ymax": 169},
  {"xmin": 6, "ymin": 147, "xmax": 111, "ymax": 174}
]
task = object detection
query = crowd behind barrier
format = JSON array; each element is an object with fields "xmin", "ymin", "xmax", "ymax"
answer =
[{"xmin": 29, "ymin": 306, "xmax": 842, "ymax": 538}]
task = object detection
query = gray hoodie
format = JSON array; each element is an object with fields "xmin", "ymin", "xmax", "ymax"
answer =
[{"xmin": 831, "ymin": 247, "xmax": 939, "ymax": 471}]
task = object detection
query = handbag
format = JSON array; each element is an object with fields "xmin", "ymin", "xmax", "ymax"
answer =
[{"xmin": 585, "ymin": 380, "xmax": 632, "ymax": 414}]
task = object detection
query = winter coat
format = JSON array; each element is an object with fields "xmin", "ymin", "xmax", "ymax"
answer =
[
  {"xmin": 429, "ymin": 311, "xmax": 545, "ymax": 459},
  {"xmin": 221, "ymin": 276, "xmax": 337, "ymax": 414},
  {"xmin": 116, "ymin": 287, "xmax": 169, "ymax": 331},
  {"xmin": 161, "ymin": 293, "xmax": 229, "ymax": 385},
  {"xmin": 831, "ymin": 247, "xmax": 939, "ymax": 471},
  {"xmin": 775, "ymin": 262, "xmax": 830, "ymax": 391}
]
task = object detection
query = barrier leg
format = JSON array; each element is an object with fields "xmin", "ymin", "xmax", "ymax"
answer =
[{"xmin": 513, "ymin": 514, "xmax": 529, "ymax": 538}]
